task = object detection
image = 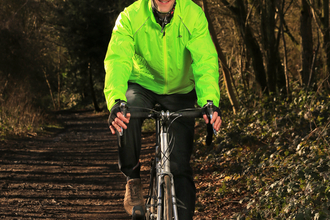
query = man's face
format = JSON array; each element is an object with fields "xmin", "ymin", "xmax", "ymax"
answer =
[{"xmin": 153, "ymin": 0, "xmax": 175, "ymax": 13}]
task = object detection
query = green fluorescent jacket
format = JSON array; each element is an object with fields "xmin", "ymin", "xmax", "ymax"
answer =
[{"xmin": 104, "ymin": 0, "xmax": 220, "ymax": 110}]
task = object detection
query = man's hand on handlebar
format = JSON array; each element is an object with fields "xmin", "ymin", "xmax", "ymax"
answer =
[
  {"xmin": 108, "ymin": 100, "xmax": 131, "ymax": 135},
  {"xmin": 109, "ymin": 112, "xmax": 131, "ymax": 135},
  {"xmin": 203, "ymin": 100, "xmax": 222, "ymax": 133},
  {"xmin": 203, "ymin": 112, "xmax": 222, "ymax": 132}
]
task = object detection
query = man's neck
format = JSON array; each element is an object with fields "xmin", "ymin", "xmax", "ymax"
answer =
[
  {"xmin": 152, "ymin": 0, "xmax": 176, "ymax": 27},
  {"xmin": 151, "ymin": 0, "xmax": 176, "ymax": 17}
]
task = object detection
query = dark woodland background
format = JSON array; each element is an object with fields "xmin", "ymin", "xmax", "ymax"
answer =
[{"xmin": 1, "ymin": 0, "xmax": 329, "ymax": 219}]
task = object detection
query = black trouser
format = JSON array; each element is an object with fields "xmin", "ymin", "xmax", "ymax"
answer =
[{"xmin": 117, "ymin": 83, "xmax": 196, "ymax": 219}]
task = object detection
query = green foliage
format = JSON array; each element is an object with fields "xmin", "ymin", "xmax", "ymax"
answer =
[
  {"xmin": 0, "ymin": 91, "xmax": 44, "ymax": 138},
  {"xmin": 194, "ymin": 84, "xmax": 330, "ymax": 219},
  {"xmin": 142, "ymin": 119, "xmax": 155, "ymax": 132}
]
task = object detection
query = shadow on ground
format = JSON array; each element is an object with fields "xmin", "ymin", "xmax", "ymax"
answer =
[{"xmin": 0, "ymin": 110, "xmax": 154, "ymax": 219}]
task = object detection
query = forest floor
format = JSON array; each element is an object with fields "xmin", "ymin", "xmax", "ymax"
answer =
[{"xmin": 0, "ymin": 110, "xmax": 235, "ymax": 219}]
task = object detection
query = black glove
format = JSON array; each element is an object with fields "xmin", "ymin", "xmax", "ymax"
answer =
[
  {"xmin": 108, "ymin": 99, "xmax": 128, "ymax": 126},
  {"xmin": 203, "ymin": 100, "xmax": 221, "ymax": 120}
]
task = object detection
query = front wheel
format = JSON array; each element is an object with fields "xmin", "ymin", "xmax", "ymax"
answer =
[
  {"xmin": 163, "ymin": 175, "xmax": 173, "ymax": 220},
  {"xmin": 146, "ymin": 159, "xmax": 157, "ymax": 220}
]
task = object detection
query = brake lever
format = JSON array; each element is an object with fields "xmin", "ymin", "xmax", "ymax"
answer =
[
  {"xmin": 119, "ymin": 102, "xmax": 127, "ymax": 136},
  {"xmin": 206, "ymin": 101, "xmax": 217, "ymax": 135}
]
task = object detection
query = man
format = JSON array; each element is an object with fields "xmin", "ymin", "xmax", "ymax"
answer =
[{"xmin": 104, "ymin": 0, "xmax": 221, "ymax": 219}]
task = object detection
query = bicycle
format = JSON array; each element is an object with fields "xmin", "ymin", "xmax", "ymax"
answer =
[{"xmin": 119, "ymin": 101, "xmax": 216, "ymax": 220}]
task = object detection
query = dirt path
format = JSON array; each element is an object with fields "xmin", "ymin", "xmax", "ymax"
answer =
[{"xmin": 0, "ymin": 110, "xmax": 155, "ymax": 219}]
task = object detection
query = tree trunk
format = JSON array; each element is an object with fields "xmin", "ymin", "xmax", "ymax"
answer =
[
  {"xmin": 44, "ymin": 69, "xmax": 56, "ymax": 110},
  {"xmin": 202, "ymin": 0, "xmax": 240, "ymax": 114},
  {"xmin": 300, "ymin": 0, "xmax": 314, "ymax": 88},
  {"xmin": 88, "ymin": 62, "xmax": 101, "ymax": 112},
  {"xmin": 322, "ymin": 0, "xmax": 330, "ymax": 90},
  {"xmin": 278, "ymin": 0, "xmax": 291, "ymax": 97},
  {"xmin": 261, "ymin": 0, "xmax": 277, "ymax": 93},
  {"xmin": 261, "ymin": 0, "xmax": 287, "ymax": 95},
  {"xmin": 229, "ymin": 0, "xmax": 269, "ymax": 94},
  {"xmin": 57, "ymin": 47, "xmax": 61, "ymax": 110}
]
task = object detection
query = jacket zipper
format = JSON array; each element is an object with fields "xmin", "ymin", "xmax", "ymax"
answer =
[
  {"xmin": 163, "ymin": 28, "xmax": 168, "ymax": 94},
  {"xmin": 158, "ymin": 15, "xmax": 169, "ymax": 93}
]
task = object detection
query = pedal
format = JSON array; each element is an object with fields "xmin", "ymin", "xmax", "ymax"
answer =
[{"xmin": 132, "ymin": 205, "xmax": 145, "ymax": 220}]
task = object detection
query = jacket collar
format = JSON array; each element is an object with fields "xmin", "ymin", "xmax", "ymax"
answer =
[{"xmin": 148, "ymin": 0, "xmax": 177, "ymax": 28}]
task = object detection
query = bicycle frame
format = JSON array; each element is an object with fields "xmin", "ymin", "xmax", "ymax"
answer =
[
  {"xmin": 155, "ymin": 110, "xmax": 179, "ymax": 220},
  {"xmin": 128, "ymin": 105, "xmax": 211, "ymax": 220}
]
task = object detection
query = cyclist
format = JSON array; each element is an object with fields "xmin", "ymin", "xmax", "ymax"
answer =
[{"xmin": 104, "ymin": 0, "xmax": 222, "ymax": 219}]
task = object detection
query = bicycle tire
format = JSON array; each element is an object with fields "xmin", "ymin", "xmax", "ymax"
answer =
[
  {"xmin": 163, "ymin": 175, "xmax": 173, "ymax": 220},
  {"xmin": 146, "ymin": 159, "xmax": 157, "ymax": 220},
  {"xmin": 150, "ymin": 176, "xmax": 156, "ymax": 219}
]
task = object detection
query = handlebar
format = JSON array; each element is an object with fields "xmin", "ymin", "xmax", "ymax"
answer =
[
  {"xmin": 128, "ymin": 107, "xmax": 204, "ymax": 120},
  {"xmin": 121, "ymin": 104, "xmax": 215, "ymax": 146}
]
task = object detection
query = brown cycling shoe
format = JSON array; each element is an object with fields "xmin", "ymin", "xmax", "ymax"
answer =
[{"xmin": 124, "ymin": 178, "xmax": 145, "ymax": 216}]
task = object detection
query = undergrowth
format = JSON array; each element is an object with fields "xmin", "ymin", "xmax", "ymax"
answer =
[
  {"xmin": 0, "ymin": 93, "xmax": 54, "ymax": 139},
  {"xmin": 194, "ymin": 85, "xmax": 330, "ymax": 219}
]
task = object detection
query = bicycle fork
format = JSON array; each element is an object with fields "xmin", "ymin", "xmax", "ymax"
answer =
[{"xmin": 156, "ymin": 131, "xmax": 179, "ymax": 220}]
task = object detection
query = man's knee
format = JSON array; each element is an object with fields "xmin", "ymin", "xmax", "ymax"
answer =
[{"xmin": 170, "ymin": 161, "xmax": 193, "ymax": 178}]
